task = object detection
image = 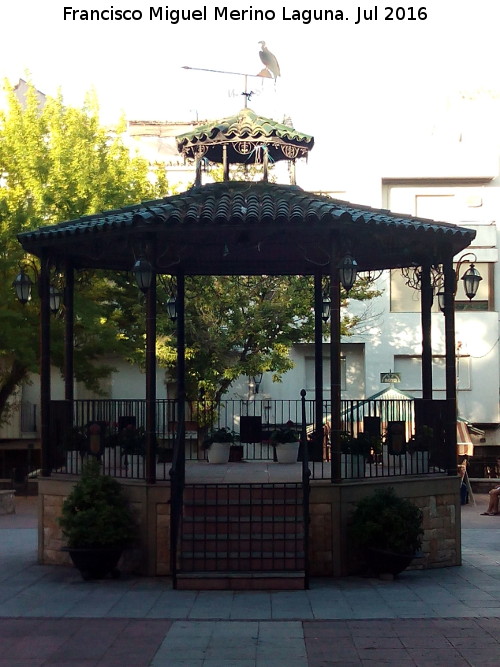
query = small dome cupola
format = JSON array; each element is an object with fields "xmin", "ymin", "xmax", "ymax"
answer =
[{"xmin": 176, "ymin": 107, "xmax": 314, "ymax": 185}]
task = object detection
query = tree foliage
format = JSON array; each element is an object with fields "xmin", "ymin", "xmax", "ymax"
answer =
[
  {"xmin": 151, "ymin": 273, "xmax": 380, "ymax": 404},
  {"xmin": 0, "ymin": 80, "xmax": 167, "ymax": 422}
]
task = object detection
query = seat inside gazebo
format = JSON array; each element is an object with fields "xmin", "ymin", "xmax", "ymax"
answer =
[{"xmin": 17, "ymin": 107, "xmax": 476, "ymax": 589}]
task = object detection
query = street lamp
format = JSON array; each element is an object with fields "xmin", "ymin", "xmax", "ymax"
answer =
[
  {"xmin": 461, "ymin": 263, "xmax": 482, "ymax": 300},
  {"xmin": 338, "ymin": 253, "xmax": 358, "ymax": 292},
  {"xmin": 13, "ymin": 268, "xmax": 62, "ymax": 314},
  {"xmin": 49, "ymin": 285, "xmax": 63, "ymax": 314},
  {"xmin": 437, "ymin": 253, "xmax": 482, "ymax": 313},
  {"xmin": 131, "ymin": 257, "xmax": 153, "ymax": 293},
  {"xmin": 252, "ymin": 372, "xmax": 263, "ymax": 394},
  {"xmin": 12, "ymin": 269, "xmax": 33, "ymax": 304},
  {"xmin": 322, "ymin": 295, "xmax": 331, "ymax": 322},
  {"xmin": 166, "ymin": 297, "xmax": 177, "ymax": 321}
]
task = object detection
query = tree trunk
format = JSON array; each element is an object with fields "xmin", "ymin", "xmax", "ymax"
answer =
[{"xmin": 0, "ymin": 359, "xmax": 29, "ymax": 425}]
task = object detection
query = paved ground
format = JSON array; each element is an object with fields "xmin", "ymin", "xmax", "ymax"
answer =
[{"xmin": 0, "ymin": 491, "xmax": 499, "ymax": 665}]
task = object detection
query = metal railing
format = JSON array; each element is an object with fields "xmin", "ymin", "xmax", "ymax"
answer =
[{"xmin": 56, "ymin": 397, "xmax": 443, "ymax": 481}]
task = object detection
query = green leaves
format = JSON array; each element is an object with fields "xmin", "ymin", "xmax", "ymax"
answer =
[
  {"xmin": 349, "ymin": 487, "xmax": 423, "ymax": 555},
  {"xmin": 58, "ymin": 458, "xmax": 136, "ymax": 548},
  {"xmin": 0, "ymin": 79, "xmax": 167, "ymax": 421}
]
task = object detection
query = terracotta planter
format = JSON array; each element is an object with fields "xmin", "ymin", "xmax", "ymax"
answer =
[
  {"xmin": 275, "ymin": 441, "xmax": 300, "ymax": 463},
  {"xmin": 207, "ymin": 442, "xmax": 231, "ymax": 464},
  {"xmin": 63, "ymin": 546, "xmax": 123, "ymax": 580}
]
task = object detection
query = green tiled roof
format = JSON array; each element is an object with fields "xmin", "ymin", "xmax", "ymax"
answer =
[
  {"xmin": 17, "ymin": 181, "xmax": 476, "ymax": 275},
  {"xmin": 176, "ymin": 108, "xmax": 314, "ymax": 164}
]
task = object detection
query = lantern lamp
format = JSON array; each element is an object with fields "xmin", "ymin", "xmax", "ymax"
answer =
[
  {"xmin": 339, "ymin": 254, "xmax": 358, "ymax": 292},
  {"xmin": 12, "ymin": 269, "xmax": 33, "ymax": 304},
  {"xmin": 132, "ymin": 258, "xmax": 153, "ymax": 293},
  {"xmin": 461, "ymin": 263, "xmax": 482, "ymax": 300}
]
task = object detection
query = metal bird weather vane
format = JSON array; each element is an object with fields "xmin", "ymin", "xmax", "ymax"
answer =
[
  {"xmin": 182, "ymin": 41, "xmax": 281, "ymax": 107},
  {"xmin": 258, "ymin": 41, "xmax": 280, "ymax": 80}
]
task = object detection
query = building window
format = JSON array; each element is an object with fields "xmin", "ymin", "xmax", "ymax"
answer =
[
  {"xmin": 305, "ymin": 357, "xmax": 346, "ymax": 392},
  {"xmin": 394, "ymin": 355, "xmax": 471, "ymax": 391}
]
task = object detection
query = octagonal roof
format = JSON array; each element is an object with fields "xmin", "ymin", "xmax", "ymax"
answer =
[
  {"xmin": 176, "ymin": 108, "xmax": 314, "ymax": 165},
  {"xmin": 18, "ymin": 181, "xmax": 476, "ymax": 277}
]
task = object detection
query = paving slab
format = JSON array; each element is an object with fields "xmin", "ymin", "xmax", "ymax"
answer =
[{"xmin": 1, "ymin": 493, "xmax": 499, "ymax": 665}]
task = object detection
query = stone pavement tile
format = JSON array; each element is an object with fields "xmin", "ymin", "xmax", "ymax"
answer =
[
  {"xmin": 305, "ymin": 637, "xmax": 358, "ymax": 664},
  {"xmin": 429, "ymin": 603, "xmax": 482, "ymax": 617},
  {"xmin": 477, "ymin": 617, "xmax": 500, "ymax": 637},
  {"xmin": 146, "ymin": 589, "xmax": 197, "ymax": 618},
  {"xmin": 353, "ymin": 636, "xmax": 404, "ymax": 650},
  {"xmin": 405, "ymin": 647, "xmax": 471, "ymax": 665},
  {"xmin": 0, "ymin": 661, "xmax": 44, "ymax": 667},
  {"xmin": 270, "ymin": 592, "xmax": 314, "ymax": 619},
  {"xmin": 431, "ymin": 617, "xmax": 494, "ymax": 636},
  {"xmin": 152, "ymin": 620, "xmax": 308, "ymax": 667},
  {"xmin": 187, "ymin": 591, "xmax": 234, "ymax": 619},
  {"xmin": 0, "ymin": 618, "xmax": 45, "ymax": 637},
  {"xmin": 64, "ymin": 588, "xmax": 128, "ymax": 617},
  {"xmin": 105, "ymin": 589, "xmax": 164, "ymax": 617},
  {"xmin": 448, "ymin": 633, "xmax": 500, "ymax": 649},
  {"xmin": 229, "ymin": 591, "xmax": 272, "ymax": 619},
  {"xmin": 2, "ymin": 635, "xmax": 74, "ymax": 661},
  {"xmin": 304, "ymin": 620, "xmax": 353, "ymax": 639},
  {"xmin": 98, "ymin": 619, "xmax": 172, "ymax": 666},
  {"xmin": 256, "ymin": 661, "xmax": 308, "ymax": 667},
  {"xmin": 47, "ymin": 618, "xmax": 130, "ymax": 661},
  {"xmin": 458, "ymin": 648, "xmax": 500, "ymax": 667},
  {"xmin": 150, "ymin": 619, "xmax": 216, "ymax": 665},
  {"xmin": 347, "ymin": 620, "xmax": 399, "ymax": 637}
]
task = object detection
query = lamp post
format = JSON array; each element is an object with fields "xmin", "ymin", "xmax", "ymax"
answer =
[
  {"xmin": 130, "ymin": 255, "xmax": 156, "ymax": 483},
  {"xmin": 437, "ymin": 253, "xmax": 482, "ymax": 313}
]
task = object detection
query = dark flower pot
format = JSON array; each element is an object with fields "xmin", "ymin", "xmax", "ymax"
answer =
[
  {"xmin": 367, "ymin": 547, "xmax": 416, "ymax": 576},
  {"xmin": 229, "ymin": 445, "xmax": 244, "ymax": 462},
  {"xmin": 63, "ymin": 546, "xmax": 124, "ymax": 580}
]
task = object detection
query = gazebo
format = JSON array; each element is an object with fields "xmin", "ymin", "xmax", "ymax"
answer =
[{"xmin": 16, "ymin": 107, "xmax": 477, "ymax": 587}]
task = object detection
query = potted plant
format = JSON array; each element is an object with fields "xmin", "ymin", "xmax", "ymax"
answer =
[
  {"xmin": 107, "ymin": 423, "xmax": 146, "ymax": 476},
  {"xmin": 340, "ymin": 432, "xmax": 380, "ymax": 478},
  {"xmin": 270, "ymin": 425, "xmax": 300, "ymax": 463},
  {"xmin": 202, "ymin": 427, "xmax": 235, "ymax": 463},
  {"xmin": 406, "ymin": 426, "xmax": 433, "ymax": 474},
  {"xmin": 63, "ymin": 426, "xmax": 88, "ymax": 473},
  {"xmin": 349, "ymin": 486, "xmax": 424, "ymax": 576},
  {"xmin": 58, "ymin": 457, "xmax": 136, "ymax": 580}
]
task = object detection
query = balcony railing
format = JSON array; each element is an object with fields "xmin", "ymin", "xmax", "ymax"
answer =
[{"xmin": 56, "ymin": 398, "xmax": 444, "ymax": 481}]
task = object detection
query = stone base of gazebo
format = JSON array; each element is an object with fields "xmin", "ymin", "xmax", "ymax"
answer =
[{"xmin": 37, "ymin": 473, "xmax": 461, "ymax": 581}]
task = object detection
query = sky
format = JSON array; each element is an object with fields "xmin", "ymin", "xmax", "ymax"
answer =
[{"xmin": 2, "ymin": 1, "xmax": 500, "ymax": 165}]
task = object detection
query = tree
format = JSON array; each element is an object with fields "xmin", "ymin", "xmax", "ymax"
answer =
[
  {"xmin": 0, "ymin": 80, "xmax": 167, "ymax": 423},
  {"xmin": 152, "ymin": 274, "xmax": 380, "ymax": 406}
]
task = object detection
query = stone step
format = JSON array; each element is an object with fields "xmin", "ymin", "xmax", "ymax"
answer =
[{"xmin": 176, "ymin": 571, "xmax": 306, "ymax": 590}]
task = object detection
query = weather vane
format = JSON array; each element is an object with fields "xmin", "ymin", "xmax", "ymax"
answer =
[{"xmin": 182, "ymin": 41, "xmax": 280, "ymax": 108}]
